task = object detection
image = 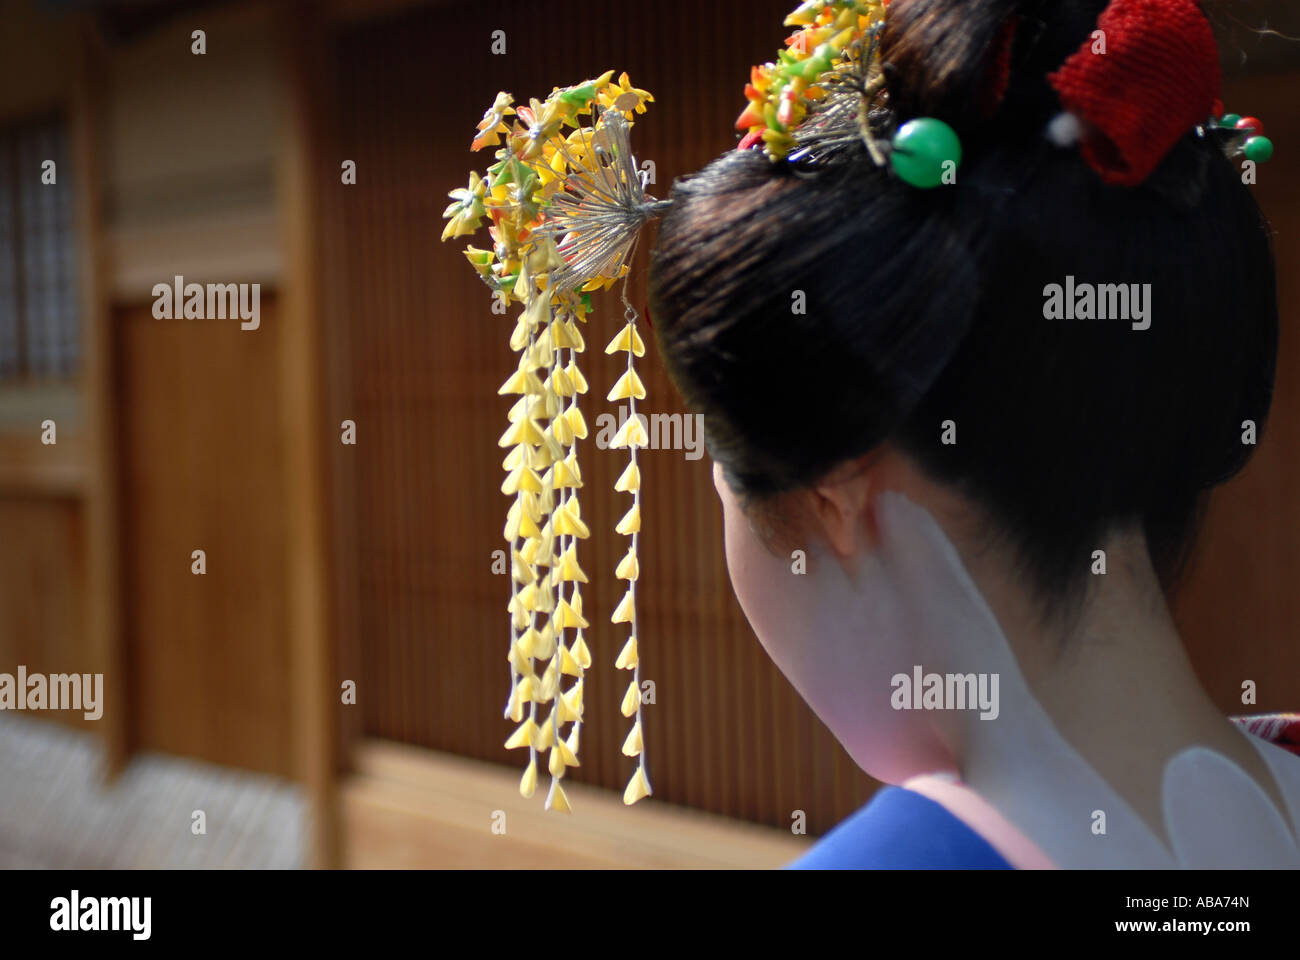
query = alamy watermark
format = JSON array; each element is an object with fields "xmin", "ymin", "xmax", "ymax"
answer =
[
  {"xmin": 595, "ymin": 405, "xmax": 704, "ymax": 461},
  {"xmin": 891, "ymin": 665, "xmax": 1000, "ymax": 720},
  {"xmin": 151, "ymin": 274, "xmax": 260, "ymax": 330},
  {"xmin": 1042, "ymin": 275, "xmax": 1151, "ymax": 331},
  {"xmin": 50, "ymin": 891, "xmax": 150, "ymax": 941},
  {"xmin": 0, "ymin": 666, "xmax": 103, "ymax": 720}
]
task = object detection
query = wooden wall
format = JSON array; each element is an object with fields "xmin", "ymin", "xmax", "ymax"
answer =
[
  {"xmin": 0, "ymin": 3, "xmax": 298, "ymax": 780},
  {"xmin": 96, "ymin": 6, "xmax": 296, "ymax": 778},
  {"xmin": 0, "ymin": 497, "xmax": 89, "ymax": 730},
  {"xmin": 1175, "ymin": 70, "xmax": 1300, "ymax": 714},
  {"xmin": 105, "ymin": 4, "xmax": 281, "ymax": 302},
  {"xmin": 0, "ymin": 2, "xmax": 95, "ymax": 736},
  {"xmin": 117, "ymin": 295, "xmax": 292, "ymax": 776}
]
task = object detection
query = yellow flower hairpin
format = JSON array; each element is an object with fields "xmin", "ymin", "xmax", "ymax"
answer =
[{"xmin": 442, "ymin": 72, "xmax": 664, "ymax": 812}]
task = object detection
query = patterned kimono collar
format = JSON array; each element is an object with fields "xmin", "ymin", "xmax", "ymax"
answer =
[{"xmin": 1233, "ymin": 714, "xmax": 1300, "ymax": 757}]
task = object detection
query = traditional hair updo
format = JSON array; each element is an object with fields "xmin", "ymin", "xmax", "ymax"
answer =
[{"xmin": 647, "ymin": 0, "xmax": 1278, "ymax": 602}]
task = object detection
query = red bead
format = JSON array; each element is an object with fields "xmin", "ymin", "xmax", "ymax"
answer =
[
  {"xmin": 1236, "ymin": 116, "xmax": 1264, "ymax": 135},
  {"xmin": 1212, "ymin": 98, "xmax": 1224, "ymax": 118}
]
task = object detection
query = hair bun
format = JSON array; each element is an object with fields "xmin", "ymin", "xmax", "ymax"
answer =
[
  {"xmin": 880, "ymin": 0, "xmax": 1024, "ymax": 129},
  {"xmin": 882, "ymin": 1, "xmax": 1127, "ymax": 140}
]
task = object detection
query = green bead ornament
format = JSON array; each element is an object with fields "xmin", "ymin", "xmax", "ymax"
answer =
[
  {"xmin": 1244, "ymin": 136, "xmax": 1274, "ymax": 163},
  {"xmin": 1219, "ymin": 113, "xmax": 1241, "ymax": 128},
  {"xmin": 890, "ymin": 118, "xmax": 962, "ymax": 189}
]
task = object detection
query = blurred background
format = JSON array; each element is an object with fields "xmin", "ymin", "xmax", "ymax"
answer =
[{"xmin": 0, "ymin": 0, "xmax": 1296, "ymax": 869}]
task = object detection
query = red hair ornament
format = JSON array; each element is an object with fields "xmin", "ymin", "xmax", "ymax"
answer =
[{"xmin": 1047, "ymin": 0, "xmax": 1221, "ymax": 187}]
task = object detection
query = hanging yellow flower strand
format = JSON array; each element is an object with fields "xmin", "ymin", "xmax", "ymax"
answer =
[
  {"xmin": 442, "ymin": 72, "xmax": 663, "ymax": 811},
  {"xmin": 608, "ymin": 307, "xmax": 650, "ymax": 804}
]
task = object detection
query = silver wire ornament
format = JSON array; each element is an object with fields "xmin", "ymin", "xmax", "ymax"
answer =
[
  {"xmin": 786, "ymin": 21, "xmax": 891, "ymax": 168},
  {"xmin": 533, "ymin": 106, "xmax": 670, "ymax": 294}
]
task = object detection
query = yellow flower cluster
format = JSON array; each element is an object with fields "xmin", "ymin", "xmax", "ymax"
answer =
[{"xmin": 441, "ymin": 72, "xmax": 656, "ymax": 812}]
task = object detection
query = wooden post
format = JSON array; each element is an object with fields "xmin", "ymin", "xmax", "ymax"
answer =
[
  {"xmin": 276, "ymin": 3, "xmax": 340, "ymax": 868},
  {"xmin": 73, "ymin": 16, "xmax": 129, "ymax": 777}
]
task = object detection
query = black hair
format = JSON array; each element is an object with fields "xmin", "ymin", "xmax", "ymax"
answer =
[{"xmin": 647, "ymin": 0, "xmax": 1278, "ymax": 605}]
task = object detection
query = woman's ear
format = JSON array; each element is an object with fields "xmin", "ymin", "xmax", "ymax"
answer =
[{"xmin": 809, "ymin": 461, "xmax": 876, "ymax": 559}]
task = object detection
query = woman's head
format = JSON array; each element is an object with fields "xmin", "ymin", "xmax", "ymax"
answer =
[{"xmin": 649, "ymin": 0, "xmax": 1277, "ymax": 616}]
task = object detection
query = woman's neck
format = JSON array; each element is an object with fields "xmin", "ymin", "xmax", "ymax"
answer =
[{"xmin": 946, "ymin": 518, "xmax": 1293, "ymax": 850}]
